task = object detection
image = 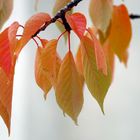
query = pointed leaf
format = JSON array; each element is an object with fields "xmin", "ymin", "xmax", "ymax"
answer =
[
  {"xmin": 35, "ymin": 39, "xmax": 61, "ymax": 97},
  {"xmin": 108, "ymin": 4, "xmax": 132, "ymax": 64},
  {"xmin": 56, "ymin": 51, "xmax": 83, "ymax": 123},
  {"xmin": 103, "ymin": 40, "xmax": 115, "ymax": 80},
  {"xmin": 66, "ymin": 12, "xmax": 87, "ymax": 38},
  {"xmin": 20, "ymin": 13, "xmax": 51, "ymax": 47},
  {"xmin": 89, "ymin": 0, "xmax": 113, "ymax": 34},
  {"xmin": 75, "ymin": 46, "xmax": 85, "ymax": 90},
  {"xmin": 81, "ymin": 36, "xmax": 111, "ymax": 112},
  {"xmin": 87, "ymin": 28, "xmax": 107, "ymax": 75},
  {"xmin": 0, "ymin": 66, "xmax": 14, "ymax": 134},
  {"xmin": 35, "ymin": 47, "xmax": 52, "ymax": 96}
]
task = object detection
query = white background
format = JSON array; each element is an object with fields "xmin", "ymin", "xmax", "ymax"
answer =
[{"xmin": 0, "ymin": 0, "xmax": 140, "ymax": 140}]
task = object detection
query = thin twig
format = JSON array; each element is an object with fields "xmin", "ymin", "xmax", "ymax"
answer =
[{"xmin": 129, "ymin": 14, "xmax": 140, "ymax": 20}]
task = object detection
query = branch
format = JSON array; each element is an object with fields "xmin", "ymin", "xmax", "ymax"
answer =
[
  {"xmin": 32, "ymin": 0, "xmax": 83, "ymax": 37},
  {"xmin": 129, "ymin": 14, "xmax": 140, "ymax": 20}
]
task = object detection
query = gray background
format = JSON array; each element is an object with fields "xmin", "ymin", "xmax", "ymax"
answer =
[{"xmin": 0, "ymin": 0, "xmax": 140, "ymax": 140}]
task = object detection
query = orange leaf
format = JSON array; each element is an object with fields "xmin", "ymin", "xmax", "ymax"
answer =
[
  {"xmin": 0, "ymin": 67, "xmax": 14, "ymax": 134},
  {"xmin": 56, "ymin": 51, "xmax": 83, "ymax": 124},
  {"xmin": 108, "ymin": 4, "xmax": 132, "ymax": 64},
  {"xmin": 89, "ymin": 0, "xmax": 113, "ymax": 34},
  {"xmin": 20, "ymin": 13, "xmax": 51, "ymax": 47},
  {"xmin": 81, "ymin": 36, "xmax": 111, "ymax": 112},
  {"xmin": 75, "ymin": 46, "xmax": 85, "ymax": 91},
  {"xmin": 103, "ymin": 40, "xmax": 115, "ymax": 81},
  {"xmin": 35, "ymin": 40, "xmax": 61, "ymax": 97},
  {"xmin": 66, "ymin": 12, "xmax": 87, "ymax": 38}
]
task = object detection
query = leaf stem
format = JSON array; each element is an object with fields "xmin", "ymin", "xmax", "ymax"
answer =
[
  {"xmin": 57, "ymin": 30, "xmax": 67, "ymax": 41},
  {"xmin": 68, "ymin": 32, "xmax": 71, "ymax": 52}
]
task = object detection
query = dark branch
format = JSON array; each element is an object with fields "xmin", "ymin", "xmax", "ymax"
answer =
[
  {"xmin": 32, "ymin": 0, "xmax": 83, "ymax": 37},
  {"xmin": 129, "ymin": 14, "xmax": 140, "ymax": 20}
]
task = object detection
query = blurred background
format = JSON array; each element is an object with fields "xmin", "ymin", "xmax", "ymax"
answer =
[{"xmin": 0, "ymin": 0, "xmax": 140, "ymax": 140}]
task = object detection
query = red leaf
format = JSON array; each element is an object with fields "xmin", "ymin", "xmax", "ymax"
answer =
[
  {"xmin": 0, "ymin": 22, "xmax": 19, "ymax": 76},
  {"xmin": 0, "ymin": 28, "xmax": 11, "ymax": 75},
  {"xmin": 66, "ymin": 12, "xmax": 87, "ymax": 38}
]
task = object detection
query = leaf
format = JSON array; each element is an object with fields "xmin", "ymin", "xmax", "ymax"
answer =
[
  {"xmin": 89, "ymin": 0, "xmax": 113, "ymax": 34},
  {"xmin": 0, "ymin": 66, "xmax": 14, "ymax": 134},
  {"xmin": 103, "ymin": 40, "xmax": 115, "ymax": 81},
  {"xmin": 0, "ymin": 28, "xmax": 12, "ymax": 75},
  {"xmin": 8, "ymin": 22, "xmax": 20, "ymax": 56},
  {"xmin": 75, "ymin": 46, "xmax": 85, "ymax": 90},
  {"xmin": 0, "ymin": 22, "xmax": 19, "ymax": 76},
  {"xmin": 0, "ymin": 0, "xmax": 13, "ymax": 29},
  {"xmin": 35, "ymin": 48, "xmax": 52, "ymax": 97},
  {"xmin": 35, "ymin": 39, "xmax": 61, "ymax": 97},
  {"xmin": 87, "ymin": 28, "xmax": 107, "ymax": 75},
  {"xmin": 81, "ymin": 36, "xmax": 111, "ymax": 112},
  {"xmin": 66, "ymin": 12, "xmax": 87, "ymax": 38},
  {"xmin": 0, "ymin": 22, "xmax": 20, "ymax": 133},
  {"xmin": 53, "ymin": 0, "xmax": 71, "ymax": 15},
  {"xmin": 55, "ymin": 51, "xmax": 83, "ymax": 124},
  {"xmin": 20, "ymin": 12, "xmax": 51, "ymax": 47},
  {"xmin": 108, "ymin": 4, "xmax": 132, "ymax": 64}
]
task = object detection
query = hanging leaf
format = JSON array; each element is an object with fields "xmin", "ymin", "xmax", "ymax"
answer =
[
  {"xmin": 75, "ymin": 46, "xmax": 85, "ymax": 90},
  {"xmin": 66, "ymin": 12, "xmax": 87, "ymax": 38},
  {"xmin": 103, "ymin": 40, "xmax": 115, "ymax": 81},
  {"xmin": 0, "ymin": 22, "xmax": 20, "ymax": 134},
  {"xmin": 0, "ymin": 0, "xmax": 13, "ymax": 29},
  {"xmin": 87, "ymin": 28, "xmax": 107, "ymax": 75},
  {"xmin": 81, "ymin": 36, "xmax": 111, "ymax": 112},
  {"xmin": 0, "ymin": 66, "xmax": 14, "ymax": 134},
  {"xmin": 35, "ymin": 39, "xmax": 61, "ymax": 97},
  {"xmin": 89, "ymin": 0, "xmax": 113, "ymax": 34},
  {"xmin": 35, "ymin": 47, "xmax": 52, "ymax": 97},
  {"xmin": 55, "ymin": 51, "xmax": 83, "ymax": 124},
  {"xmin": 20, "ymin": 13, "xmax": 51, "ymax": 47},
  {"xmin": 108, "ymin": 4, "xmax": 132, "ymax": 64},
  {"xmin": 0, "ymin": 28, "xmax": 12, "ymax": 76}
]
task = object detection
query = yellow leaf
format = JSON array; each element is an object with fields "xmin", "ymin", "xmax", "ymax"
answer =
[
  {"xmin": 75, "ymin": 46, "xmax": 85, "ymax": 90},
  {"xmin": 0, "ymin": 0, "xmax": 13, "ymax": 29},
  {"xmin": 56, "ymin": 51, "xmax": 83, "ymax": 124},
  {"xmin": 81, "ymin": 36, "xmax": 111, "ymax": 112},
  {"xmin": 89, "ymin": 0, "xmax": 113, "ymax": 34},
  {"xmin": 53, "ymin": 0, "xmax": 71, "ymax": 15},
  {"xmin": 108, "ymin": 4, "xmax": 132, "ymax": 64}
]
